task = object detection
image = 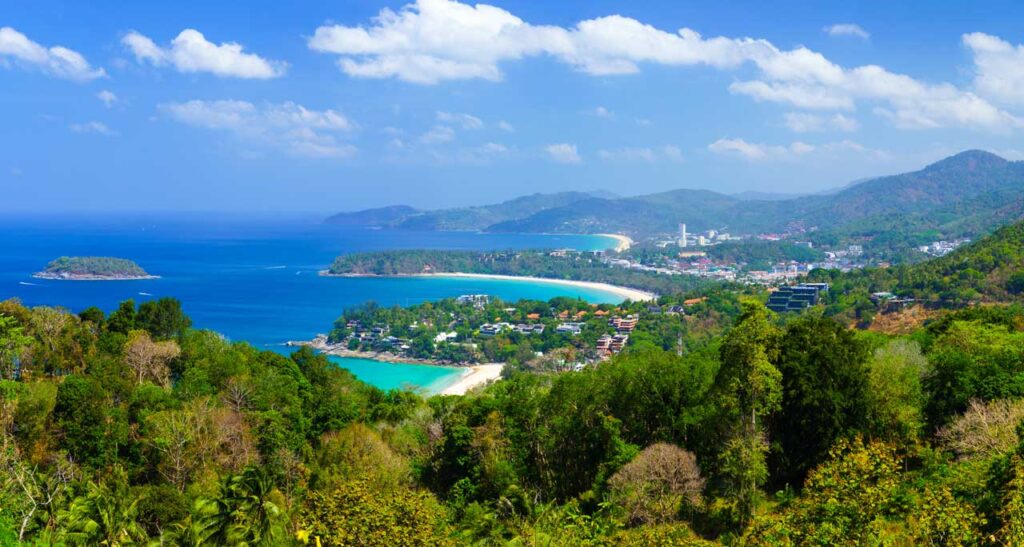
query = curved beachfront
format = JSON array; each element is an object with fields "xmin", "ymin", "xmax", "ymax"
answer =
[
  {"xmin": 413, "ymin": 272, "xmax": 656, "ymax": 302},
  {"xmin": 595, "ymin": 233, "xmax": 633, "ymax": 252}
]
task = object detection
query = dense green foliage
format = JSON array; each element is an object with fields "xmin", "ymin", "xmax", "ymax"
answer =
[
  {"xmin": 37, "ymin": 256, "xmax": 150, "ymax": 278},
  {"xmin": 4, "ymin": 259, "xmax": 1024, "ymax": 544}
]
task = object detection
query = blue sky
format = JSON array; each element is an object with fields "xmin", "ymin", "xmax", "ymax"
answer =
[{"xmin": 4, "ymin": 0, "xmax": 1024, "ymax": 212}]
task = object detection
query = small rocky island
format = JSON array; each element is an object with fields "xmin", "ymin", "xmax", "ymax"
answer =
[{"xmin": 34, "ymin": 256, "xmax": 158, "ymax": 281}]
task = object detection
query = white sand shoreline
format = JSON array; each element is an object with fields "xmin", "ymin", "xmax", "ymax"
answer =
[
  {"xmin": 416, "ymin": 272, "xmax": 656, "ymax": 302},
  {"xmin": 595, "ymin": 233, "xmax": 633, "ymax": 252},
  {"xmin": 321, "ymin": 270, "xmax": 657, "ymax": 302},
  {"xmin": 294, "ymin": 338, "xmax": 504, "ymax": 396},
  {"xmin": 438, "ymin": 364, "xmax": 505, "ymax": 395}
]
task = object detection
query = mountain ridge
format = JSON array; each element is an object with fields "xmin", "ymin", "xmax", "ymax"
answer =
[{"xmin": 325, "ymin": 150, "xmax": 1024, "ymax": 256}]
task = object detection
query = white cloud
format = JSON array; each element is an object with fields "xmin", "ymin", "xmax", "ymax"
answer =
[
  {"xmin": 436, "ymin": 111, "xmax": 483, "ymax": 129},
  {"xmin": 70, "ymin": 121, "xmax": 116, "ymax": 136},
  {"xmin": 420, "ymin": 125, "xmax": 456, "ymax": 144},
  {"xmin": 598, "ymin": 145, "xmax": 683, "ymax": 162},
  {"xmin": 709, "ymin": 137, "xmax": 886, "ymax": 162},
  {"xmin": 545, "ymin": 143, "xmax": 582, "ymax": 164},
  {"xmin": 306, "ymin": 0, "xmax": 1020, "ymax": 131},
  {"xmin": 160, "ymin": 100, "xmax": 356, "ymax": 158},
  {"xmin": 824, "ymin": 24, "xmax": 869, "ymax": 40},
  {"xmin": 964, "ymin": 32, "xmax": 1024, "ymax": 106},
  {"xmin": 96, "ymin": 90, "xmax": 118, "ymax": 108},
  {"xmin": 783, "ymin": 112, "xmax": 859, "ymax": 133},
  {"xmin": 593, "ymin": 106, "xmax": 613, "ymax": 118},
  {"xmin": 0, "ymin": 26, "xmax": 105, "ymax": 81},
  {"xmin": 122, "ymin": 29, "xmax": 286, "ymax": 79},
  {"xmin": 497, "ymin": 120, "xmax": 515, "ymax": 132},
  {"xmin": 708, "ymin": 138, "xmax": 813, "ymax": 160}
]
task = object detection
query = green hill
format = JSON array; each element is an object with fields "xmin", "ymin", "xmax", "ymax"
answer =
[{"xmin": 809, "ymin": 217, "xmax": 1024, "ymax": 309}]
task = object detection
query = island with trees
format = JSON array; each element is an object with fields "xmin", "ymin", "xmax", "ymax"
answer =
[{"xmin": 33, "ymin": 256, "xmax": 157, "ymax": 281}]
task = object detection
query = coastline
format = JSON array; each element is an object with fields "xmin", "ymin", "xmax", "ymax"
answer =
[
  {"xmin": 32, "ymin": 272, "xmax": 160, "ymax": 281},
  {"xmin": 320, "ymin": 271, "xmax": 656, "ymax": 302},
  {"xmin": 595, "ymin": 233, "xmax": 633, "ymax": 252},
  {"xmin": 438, "ymin": 364, "xmax": 504, "ymax": 396},
  {"xmin": 291, "ymin": 337, "xmax": 503, "ymax": 395}
]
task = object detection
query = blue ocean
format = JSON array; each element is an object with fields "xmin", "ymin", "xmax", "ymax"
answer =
[{"xmin": 1, "ymin": 213, "xmax": 617, "ymax": 392}]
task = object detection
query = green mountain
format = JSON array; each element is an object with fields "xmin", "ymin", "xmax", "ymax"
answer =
[
  {"xmin": 324, "ymin": 191, "xmax": 601, "ymax": 231},
  {"xmin": 325, "ymin": 151, "xmax": 1024, "ymax": 258},
  {"xmin": 493, "ymin": 150, "xmax": 1024, "ymax": 237}
]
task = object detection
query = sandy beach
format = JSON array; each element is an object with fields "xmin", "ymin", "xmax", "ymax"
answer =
[
  {"xmin": 420, "ymin": 272, "xmax": 656, "ymax": 302},
  {"xmin": 293, "ymin": 338, "xmax": 502, "ymax": 396},
  {"xmin": 440, "ymin": 364, "xmax": 504, "ymax": 395},
  {"xmin": 596, "ymin": 233, "xmax": 633, "ymax": 252}
]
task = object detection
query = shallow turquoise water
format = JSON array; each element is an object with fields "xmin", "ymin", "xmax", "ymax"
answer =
[
  {"xmin": 1, "ymin": 213, "xmax": 617, "ymax": 391},
  {"xmin": 327, "ymin": 357, "xmax": 464, "ymax": 393}
]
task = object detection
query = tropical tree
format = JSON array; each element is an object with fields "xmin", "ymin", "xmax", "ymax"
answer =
[
  {"xmin": 713, "ymin": 300, "xmax": 782, "ymax": 527},
  {"xmin": 192, "ymin": 467, "xmax": 285, "ymax": 546},
  {"xmin": 0, "ymin": 315, "xmax": 32, "ymax": 380},
  {"xmin": 59, "ymin": 467, "xmax": 148, "ymax": 546}
]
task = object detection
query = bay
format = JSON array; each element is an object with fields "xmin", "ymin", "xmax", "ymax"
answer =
[{"xmin": 1, "ymin": 213, "xmax": 618, "ymax": 391}]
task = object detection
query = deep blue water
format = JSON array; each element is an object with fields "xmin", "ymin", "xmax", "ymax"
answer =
[{"xmin": 1, "ymin": 213, "xmax": 616, "ymax": 391}]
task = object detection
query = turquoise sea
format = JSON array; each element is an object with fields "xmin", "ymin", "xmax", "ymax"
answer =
[{"xmin": 1, "ymin": 213, "xmax": 619, "ymax": 392}]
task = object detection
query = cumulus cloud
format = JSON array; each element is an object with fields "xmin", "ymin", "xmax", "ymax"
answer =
[
  {"xmin": 160, "ymin": 100, "xmax": 356, "ymax": 158},
  {"xmin": 964, "ymin": 32, "xmax": 1024, "ymax": 106},
  {"xmin": 708, "ymin": 138, "xmax": 814, "ymax": 160},
  {"xmin": 306, "ymin": 0, "xmax": 1020, "ymax": 131},
  {"xmin": 122, "ymin": 29, "xmax": 286, "ymax": 79},
  {"xmin": 70, "ymin": 121, "xmax": 116, "ymax": 136},
  {"xmin": 598, "ymin": 145, "xmax": 683, "ymax": 162},
  {"xmin": 593, "ymin": 106, "xmax": 613, "ymax": 118},
  {"xmin": 436, "ymin": 111, "xmax": 483, "ymax": 129},
  {"xmin": 824, "ymin": 24, "xmax": 869, "ymax": 40},
  {"xmin": 497, "ymin": 120, "xmax": 515, "ymax": 132},
  {"xmin": 96, "ymin": 90, "xmax": 118, "ymax": 108},
  {"xmin": 0, "ymin": 26, "xmax": 105, "ymax": 81},
  {"xmin": 784, "ymin": 112, "xmax": 859, "ymax": 133},
  {"xmin": 545, "ymin": 143, "xmax": 582, "ymax": 164}
]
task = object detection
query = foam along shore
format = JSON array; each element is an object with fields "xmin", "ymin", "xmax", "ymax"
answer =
[
  {"xmin": 418, "ymin": 272, "xmax": 656, "ymax": 302},
  {"xmin": 32, "ymin": 272, "xmax": 160, "ymax": 281},
  {"xmin": 439, "ymin": 364, "xmax": 504, "ymax": 395},
  {"xmin": 595, "ymin": 233, "xmax": 633, "ymax": 252}
]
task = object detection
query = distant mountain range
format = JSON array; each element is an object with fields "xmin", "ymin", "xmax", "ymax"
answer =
[{"xmin": 326, "ymin": 150, "xmax": 1024, "ymax": 255}]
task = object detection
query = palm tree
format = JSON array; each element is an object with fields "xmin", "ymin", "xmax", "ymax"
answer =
[
  {"xmin": 59, "ymin": 467, "xmax": 147, "ymax": 546},
  {"xmin": 191, "ymin": 467, "xmax": 284, "ymax": 546}
]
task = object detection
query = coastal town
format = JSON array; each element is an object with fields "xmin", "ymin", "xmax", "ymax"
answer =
[
  {"xmin": 296, "ymin": 292, "xmax": 711, "ymax": 383},
  {"xmin": 595, "ymin": 222, "xmax": 972, "ymax": 285}
]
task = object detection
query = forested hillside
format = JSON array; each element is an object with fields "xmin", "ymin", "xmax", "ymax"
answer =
[
  {"xmin": 810, "ymin": 216, "xmax": 1024, "ymax": 320},
  {"xmin": 3, "ymin": 287, "xmax": 1024, "ymax": 543}
]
